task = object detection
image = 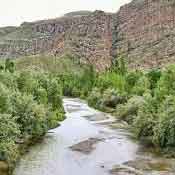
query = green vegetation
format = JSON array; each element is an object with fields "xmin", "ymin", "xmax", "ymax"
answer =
[
  {"xmin": 54, "ymin": 56, "xmax": 175, "ymax": 155},
  {"xmin": 1, "ymin": 53, "xmax": 175, "ymax": 173},
  {"xmin": 14, "ymin": 55, "xmax": 175, "ymax": 154},
  {"xmin": 85, "ymin": 59, "xmax": 175, "ymax": 154},
  {"xmin": 0, "ymin": 58, "xmax": 66, "ymax": 171}
]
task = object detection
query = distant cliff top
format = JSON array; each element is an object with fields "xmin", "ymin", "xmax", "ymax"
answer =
[{"xmin": 64, "ymin": 11, "xmax": 92, "ymax": 17}]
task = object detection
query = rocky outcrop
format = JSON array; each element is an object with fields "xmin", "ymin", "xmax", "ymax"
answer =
[
  {"xmin": 114, "ymin": 0, "xmax": 175, "ymax": 69},
  {"xmin": 0, "ymin": 11, "xmax": 113, "ymax": 71},
  {"xmin": 1, "ymin": 0, "xmax": 175, "ymax": 70}
]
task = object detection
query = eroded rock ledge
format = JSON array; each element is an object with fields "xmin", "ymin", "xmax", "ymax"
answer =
[{"xmin": 1, "ymin": 0, "xmax": 175, "ymax": 70}]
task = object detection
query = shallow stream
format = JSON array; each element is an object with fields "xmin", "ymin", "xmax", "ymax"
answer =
[{"xmin": 13, "ymin": 98, "xmax": 175, "ymax": 175}]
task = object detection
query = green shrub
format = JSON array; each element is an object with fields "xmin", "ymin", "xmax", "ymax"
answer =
[
  {"xmin": 155, "ymin": 65, "xmax": 175, "ymax": 101},
  {"xmin": 132, "ymin": 93, "xmax": 158, "ymax": 139},
  {"xmin": 125, "ymin": 71, "xmax": 142, "ymax": 94},
  {"xmin": 71, "ymin": 87, "xmax": 81, "ymax": 97},
  {"xmin": 132, "ymin": 75, "xmax": 151, "ymax": 96},
  {"xmin": 112, "ymin": 57, "xmax": 127, "ymax": 75},
  {"xmin": 47, "ymin": 108, "xmax": 65, "ymax": 129},
  {"xmin": 101, "ymin": 88, "xmax": 126, "ymax": 108},
  {"xmin": 0, "ymin": 83, "xmax": 11, "ymax": 113},
  {"xmin": 5, "ymin": 58, "xmax": 15, "ymax": 73},
  {"xmin": 87, "ymin": 88, "xmax": 102, "ymax": 109},
  {"xmin": 0, "ymin": 72, "xmax": 16, "ymax": 89},
  {"xmin": 116, "ymin": 96, "xmax": 144, "ymax": 124},
  {"xmin": 0, "ymin": 59, "xmax": 67, "ymax": 169},
  {"xmin": 47, "ymin": 79, "xmax": 62, "ymax": 110},
  {"xmin": 0, "ymin": 114, "xmax": 20, "ymax": 163},
  {"xmin": 37, "ymin": 73, "xmax": 49, "ymax": 91},
  {"xmin": 11, "ymin": 93, "xmax": 47, "ymax": 137},
  {"xmin": 34, "ymin": 88, "xmax": 48, "ymax": 105},
  {"xmin": 29, "ymin": 103, "xmax": 48, "ymax": 137},
  {"xmin": 146, "ymin": 68, "xmax": 161, "ymax": 90},
  {"xmin": 17, "ymin": 71, "xmax": 37, "ymax": 94},
  {"xmin": 0, "ymin": 64, "xmax": 4, "ymax": 72},
  {"xmin": 97, "ymin": 72, "xmax": 126, "ymax": 93},
  {"xmin": 62, "ymin": 74, "xmax": 76, "ymax": 96},
  {"xmin": 153, "ymin": 96, "xmax": 175, "ymax": 148}
]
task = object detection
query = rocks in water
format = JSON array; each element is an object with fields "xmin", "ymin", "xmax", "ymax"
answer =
[
  {"xmin": 124, "ymin": 158, "xmax": 173, "ymax": 172},
  {"xmin": 83, "ymin": 112, "xmax": 110, "ymax": 121},
  {"xmin": 110, "ymin": 158, "xmax": 175, "ymax": 175},
  {"xmin": 110, "ymin": 164, "xmax": 143, "ymax": 175},
  {"xmin": 70, "ymin": 138, "xmax": 104, "ymax": 154}
]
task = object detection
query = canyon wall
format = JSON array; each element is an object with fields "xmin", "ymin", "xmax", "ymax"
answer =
[
  {"xmin": 1, "ymin": 0, "xmax": 175, "ymax": 70},
  {"xmin": 114, "ymin": 0, "xmax": 175, "ymax": 69},
  {"xmin": 0, "ymin": 11, "xmax": 113, "ymax": 71}
]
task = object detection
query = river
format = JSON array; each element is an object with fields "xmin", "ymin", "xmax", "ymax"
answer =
[{"xmin": 13, "ymin": 98, "xmax": 175, "ymax": 175}]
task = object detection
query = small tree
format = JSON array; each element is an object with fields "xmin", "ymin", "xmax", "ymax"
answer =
[
  {"xmin": 0, "ymin": 64, "xmax": 4, "ymax": 72},
  {"xmin": 5, "ymin": 58, "xmax": 15, "ymax": 73},
  {"xmin": 112, "ymin": 56, "xmax": 127, "ymax": 75}
]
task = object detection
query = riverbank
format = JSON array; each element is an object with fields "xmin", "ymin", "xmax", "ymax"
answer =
[
  {"xmin": 13, "ymin": 98, "xmax": 175, "ymax": 175},
  {"xmin": 10, "ymin": 55, "xmax": 175, "ymax": 156},
  {"xmin": 0, "ymin": 62, "xmax": 66, "ymax": 175},
  {"xmin": 0, "ymin": 114, "xmax": 65, "ymax": 175},
  {"xmin": 86, "ymin": 95, "xmax": 174, "ymax": 158},
  {"xmin": 0, "ymin": 136, "xmax": 43, "ymax": 175}
]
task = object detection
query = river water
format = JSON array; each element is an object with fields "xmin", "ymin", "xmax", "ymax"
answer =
[{"xmin": 13, "ymin": 98, "xmax": 175, "ymax": 175}]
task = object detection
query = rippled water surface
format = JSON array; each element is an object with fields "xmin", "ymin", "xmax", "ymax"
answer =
[{"xmin": 13, "ymin": 98, "xmax": 175, "ymax": 175}]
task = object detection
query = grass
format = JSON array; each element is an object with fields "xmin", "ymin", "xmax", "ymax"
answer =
[{"xmin": 15, "ymin": 54, "xmax": 85, "ymax": 74}]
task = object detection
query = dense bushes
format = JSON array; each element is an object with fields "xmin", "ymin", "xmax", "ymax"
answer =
[
  {"xmin": 153, "ymin": 96, "xmax": 175, "ymax": 148},
  {"xmin": 0, "ymin": 63, "xmax": 65, "ymax": 168},
  {"xmin": 2, "ymin": 53, "xmax": 175, "ymax": 166},
  {"xmin": 87, "ymin": 88, "xmax": 102, "ymax": 109},
  {"xmin": 61, "ymin": 65, "xmax": 96, "ymax": 98},
  {"xmin": 132, "ymin": 94, "xmax": 158, "ymax": 138},
  {"xmin": 85, "ymin": 61, "xmax": 175, "ymax": 152},
  {"xmin": 0, "ymin": 114, "xmax": 19, "ymax": 164},
  {"xmin": 116, "ymin": 96, "xmax": 144, "ymax": 124},
  {"xmin": 58, "ymin": 59, "xmax": 175, "ymax": 153},
  {"xmin": 0, "ymin": 83, "xmax": 11, "ymax": 113},
  {"xmin": 87, "ymin": 88, "xmax": 126, "ymax": 111},
  {"xmin": 11, "ymin": 93, "xmax": 48, "ymax": 137}
]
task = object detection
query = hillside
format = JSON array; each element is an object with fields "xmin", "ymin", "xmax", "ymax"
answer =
[
  {"xmin": 0, "ymin": 0, "xmax": 175, "ymax": 70},
  {"xmin": 64, "ymin": 11, "xmax": 92, "ymax": 17},
  {"xmin": 0, "ymin": 10, "xmax": 113, "ymax": 71}
]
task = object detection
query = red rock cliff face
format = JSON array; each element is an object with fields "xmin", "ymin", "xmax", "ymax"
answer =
[
  {"xmin": 0, "ymin": 11, "xmax": 113, "ymax": 71},
  {"xmin": 1, "ymin": 0, "xmax": 175, "ymax": 70},
  {"xmin": 52, "ymin": 11, "xmax": 113, "ymax": 71},
  {"xmin": 113, "ymin": 0, "xmax": 175, "ymax": 69}
]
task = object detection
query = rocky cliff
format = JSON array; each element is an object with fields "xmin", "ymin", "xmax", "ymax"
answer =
[
  {"xmin": 114, "ymin": 0, "xmax": 175, "ymax": 69},
  {"xmin": 0, "ymin": 11, "xmax": 113, "ymax": 71},
  {"xmin": 1, "ymin": 0, "xmax": 175, "ymax": 70}
]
